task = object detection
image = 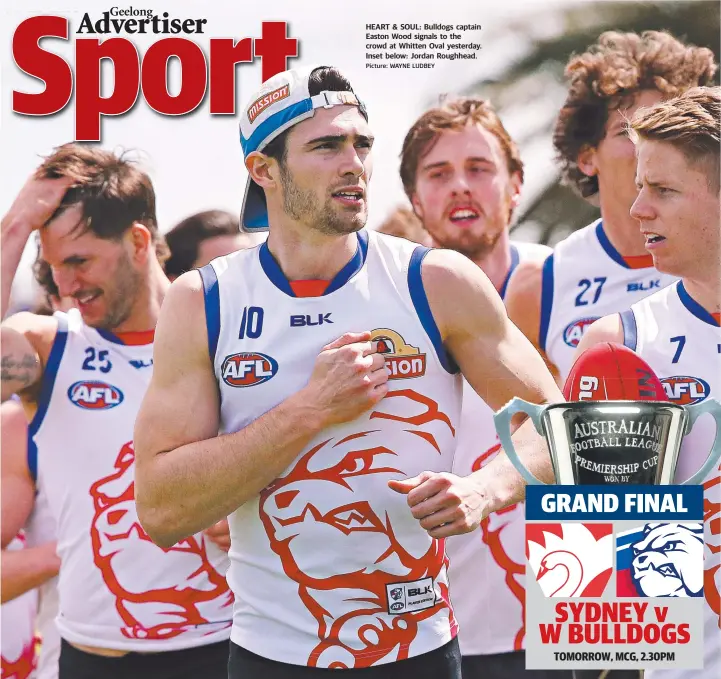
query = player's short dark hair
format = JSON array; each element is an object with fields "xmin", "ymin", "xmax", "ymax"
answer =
[
  {"xmin": 554, "ymin": 31, "xmax": 717, "ymax": 198},
  {"xmin": 164, "ymin": 210, "xmax": 240, "ymax": 278},
  {"xmin": 35, "ymin": 143, "xmax": 168, "ymax": 262},
  {"xmin": 263, "ymin": 67, "xmax": 357, "ymax": 165}
]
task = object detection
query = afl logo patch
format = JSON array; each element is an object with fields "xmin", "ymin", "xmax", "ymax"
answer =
[
  {"xmin": 221, "ymin": 352, "xmax": 278, "ymax": 387},
  {"xmin": 563, "ymin": 317, "xmax": 599, "ymax": 348},
  {"xmin": 661, "ymin": 376, "xmax": 710, "ymax": 405},
  {"xmin": 68, "ymin": 381, "xmax": 124, "ymax": 410}
]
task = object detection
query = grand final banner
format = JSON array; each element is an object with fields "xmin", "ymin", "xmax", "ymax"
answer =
[{"xmin": 524, "ymin": 485, "xmax": 706, "ymax": 671}]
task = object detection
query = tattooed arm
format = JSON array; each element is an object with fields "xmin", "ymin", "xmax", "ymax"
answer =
[{"xmin": 1, "ymin": 313, "xmax": 57, "ymax": 402}]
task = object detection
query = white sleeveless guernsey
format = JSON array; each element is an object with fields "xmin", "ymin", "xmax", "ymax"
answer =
[
  {"xmin": 541, "ymin": 220, "xmax": 676, "ymax": 378},
  {"xmin": 23, "ymin": 485, "xmax": 59, "ymax": 679},
  {"xmin": 1, "ymin": 535, "xmax": 37, "ymax": 679},
  {"xmin": 621, "ymin": 282, "xmax": 720, "ymax": 679},
  {"xmin": 200, "ymin": 230, "xmax": 463, "ymax": 669},
  {"xmin": 448, "ymin": 241, "xmax": 552, "ymax": 657},
  {"xmin": 28, "ymin": 309, "xmax": 233, "ymax": 652}
]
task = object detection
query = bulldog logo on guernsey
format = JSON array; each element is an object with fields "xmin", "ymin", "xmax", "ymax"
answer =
[
  {"xmin": 370, "ymin": 328, "xmax": 426, "ymax": 380},
  {"xmin": 221, "ymin": 352, "xmax": 278, "ymax": 387},
  {"xmin": 563, "ymin": 317, "xmax": 600, "ymax": 348},
  {"xmin": 68, "ymin": 381, "xmax": 124, "ymax": 409},
  {"xmin": 661, "ymin": 376, "xmax": 710, "ymax": 405}
]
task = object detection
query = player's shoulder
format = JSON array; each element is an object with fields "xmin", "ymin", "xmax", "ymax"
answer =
[
  {"xmin": 417, "ymin": 246, "xmax": 483, "ymax": 286},
  {"xmin": 163, "ymin": 270, "xmax": 205, "ymax": 312},
  {"xmin": 576, "ymin": 313, "xmax": 625, "ymax": 354},
  {"xmin": 505, "ymin": 252, "xmax": 549, "ymax": 302},
  {"xmin": 2, "ymin": 310, "xmax": 61, "ymax": 356}
]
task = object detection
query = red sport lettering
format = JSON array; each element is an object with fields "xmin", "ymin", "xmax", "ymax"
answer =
[{"xmin": 11, "ymin": 17, "xmax": 299, "ymax": 141}]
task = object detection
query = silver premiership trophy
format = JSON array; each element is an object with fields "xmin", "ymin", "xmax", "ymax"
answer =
[{"xmin": 493, "ymin": 399, "xmax": 721, "ymax": 485}]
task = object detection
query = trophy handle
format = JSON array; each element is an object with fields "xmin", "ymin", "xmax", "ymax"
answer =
[
  {"xmin": 681, "ymin": 398, "xmax": 721, "ymax": 486},
  {"xmin": 493, "ymin": 397, "xmax": 547, "ymax": 486}
]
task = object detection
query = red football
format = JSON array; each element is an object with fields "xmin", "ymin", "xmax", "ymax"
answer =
[{"xmin": 563, "ymin": 342, "xmax": 668, "ymax": 402}]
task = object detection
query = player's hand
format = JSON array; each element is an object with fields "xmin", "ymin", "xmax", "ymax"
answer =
[
  {"xmin": 1, "ymin": 176, "xmax": 74, "ymax": 235},
  {"xmin": 203, "ymin": 518, "xmax": 231, "ymax": 552},
  {"xmin": 303, "ymin": 331, "xmax": 388, "ymax": 427},
  {"xmin": 388, "ymin": 471, "xmax": 490, "ymax": 538}
]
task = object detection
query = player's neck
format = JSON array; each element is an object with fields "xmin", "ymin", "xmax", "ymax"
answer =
[
  {"xmin": 265, "ymin": 224, "xmax": 358, "ymax": 281},
  {"xmin": 599, "ymin": 198, "xmax": 648, "ymax": 258},
  {"xmin": 466, "ymin": 231, "xmax": 512, "ymax": 294},
  {"xmin": 111, "ymin": 259, "xmax": 171, "ymax": 333},
  {"xmin": 681, "ymin": 274, "xmax": 721, "ymax": 316}
]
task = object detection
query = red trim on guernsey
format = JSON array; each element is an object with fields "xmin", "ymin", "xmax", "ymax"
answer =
[
  {"xmin": 621, "ymin": 254, "xmax": 655, "ymax": 269},
  {"xmin": 114, "ymin": 330, "xmax": 155, "ymax": 345},
  {"xmin": 712, "ymin": 312, "xmax": 720, "ymax": 326},
  {"xmin": 289, "ymin": 280, "xmax": 330, "ymax": 297}
]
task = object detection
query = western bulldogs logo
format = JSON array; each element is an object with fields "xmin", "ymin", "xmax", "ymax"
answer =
[
  {"xmin": 221, "ymin": 352, "xmax": 278, "ymax": 387},
  {"xmin": 390, "ymin": 587, "xmax": 403, "ymax": 601},
  {"xmin": 563, "ymin": 318, "xmax": 599, "ymax": 348},
  {"xmin": 370, "ymin": 328, "xmax": 426, "ymax": 380},
  {"xmin": 661, "ymin": 376, "xmax": 710, "ymax": 405},
  {"xmin": 526, "ymin": 523, "xmax": 613, "ymax": 597},
  {"xmin": 67, "ymin": 381, "xmax": 124, "ymax": 410},
  {"xmin": 616, "ymin": 523, "xmax": 704, "ymax": 598}
]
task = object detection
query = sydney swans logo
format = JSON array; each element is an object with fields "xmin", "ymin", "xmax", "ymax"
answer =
[{"xmin": 526, "ymin": 523, "xmax": 613, "ymax": 598}]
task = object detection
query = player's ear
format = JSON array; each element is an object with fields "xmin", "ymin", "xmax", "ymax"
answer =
[
  {"xmin": 246, "ymin": 152, "xmax": 278, "ymax": 191},
  {"xmin": 577, "ymin": 145, "xmax": 598, "ymax": 178},
  {"xmin": 126, "ymin": 223, "xmax": 153, "ymax": 263}
]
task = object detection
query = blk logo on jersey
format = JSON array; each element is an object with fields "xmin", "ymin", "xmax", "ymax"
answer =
[
  {"xmin": 370, "ymin": 328, "xmax": 426, "ymax": 380},
  {"xmin": 526, "ymin": 523, "xmax": 613, "ymax": 597},
  {"xmin": 616, "ymin": 523, "xmax": 704, "ymax": 598},
  {"xmin": 67, "ymin": 381, "xmax": 124, "ymax": 410},
  {"xmin": 563, "ymin": 317, "xmax": 599, "ymax": 348},
  {"xmin": 290, "ymin": 313, "xmax": 333, "ymax": 327},
  {"xmin": 661, "ymin": 376, "xmax": 710, "ymax": 405},
  {"xmin": 221, "ymin": 352, "xmax": 278, "ymax": 387},
  {"xmin": 627, "ymin": 280, "xmax": 661, "ymax": 293}
]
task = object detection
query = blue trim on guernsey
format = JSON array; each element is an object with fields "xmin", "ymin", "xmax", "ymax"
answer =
[
  {"xmin": 240, "ymin": 98, "xmax": 314, "ymax": 156},
  {"xmin": 27, "ymin": 314, "xmax": 69, "ymax": 483},
  {"xmin": 677, "ymin": 281, "xmax": 719, "ymax": 327},
  {"xmin": 498, "ymin": 244, "xmax": 520, "ymax": 300},
  {"xmin": 619, "ymin": 310, "xmax": 638, "ymax": 351},
  {"xmin": 198, "ymin": 264, "xmax": 221, "ymax": 364},
  {"xmin": 595, "ymin": 221, "xmax": 631, "ymax": 269},
  {"xmin": 407, "ymin": 246, "xmax": 459, "ymax": 374},
  {"xmin": 95, "ymin": 328, "xmax": 126, "ymax": 345},
  {"xmin": 260, "ymin": 230, "xmax": 369, "ymax": 297},
  {"xmin": 538, "ymin": 254, "xmax": 554, "ymax": 352}
]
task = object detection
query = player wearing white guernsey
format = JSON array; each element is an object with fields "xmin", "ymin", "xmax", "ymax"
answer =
[
  {"xmin": 1, "ymin": 398, "xmax": 59, "ymax": 679},
  {"xmin": 134, "ymin": 66, "xmax": 563, "ymax": 678},
  {"xmin": 0, "ymin": 146, "xmax": 232, "ymax": 679},
  {"xmin": 398, "ymin": 97, "xmax": 565, "ymax": 678},
  {"xmin": 506, "ymin": 31, "xmax": 717, "ymax": 384},
  {"xmin": 1, "ymin": 257, "xmax": 77, "ymax": 679},
  {"xmin": 577, "ymin": 87, "xmax": 721, "ymax": 679}
]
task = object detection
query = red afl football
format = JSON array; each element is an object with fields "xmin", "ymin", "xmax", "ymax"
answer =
[{"xmin": 563, "ymin": 342, "xmax": 667, "ymax": 402}]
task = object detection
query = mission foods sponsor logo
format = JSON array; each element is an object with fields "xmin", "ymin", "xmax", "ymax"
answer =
[
  {"xmin": 68, "ymin": 381, "xmax": 124, "ymax": 410},
  {"xmin": 247, "ymin": 84, "xmax": 290, "ymax": 123},
  {"xmin": 370, "ymin": 328, "xmax": 426, "ymax": 380},
  {"xmin": 221, "ymin": 352, "xmax": 278, "ymax": 387}
]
